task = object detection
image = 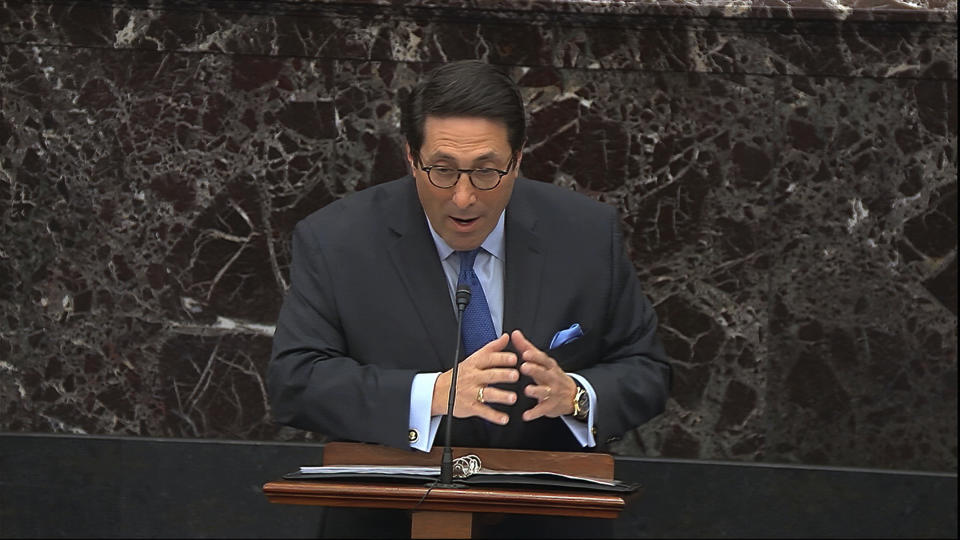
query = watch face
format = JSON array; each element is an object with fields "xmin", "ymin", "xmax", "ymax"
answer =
[{"xmin": 575, "ymin": 387, "xmax": 589, "ymax": 419}]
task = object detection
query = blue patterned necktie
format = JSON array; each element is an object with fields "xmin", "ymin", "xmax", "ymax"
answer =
[{"xmin": 457, "ymin": 249, "xmax": 498, "ymax": 357}]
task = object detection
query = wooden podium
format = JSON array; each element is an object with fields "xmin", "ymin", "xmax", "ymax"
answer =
[{"xmin": 263, "ymin": 442, "xmax": 631, "ymax": 538}]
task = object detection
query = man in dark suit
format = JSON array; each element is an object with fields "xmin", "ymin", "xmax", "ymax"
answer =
[{"xmin": 267, "ymin": 60, "xmax": 670, "ymax": 536}]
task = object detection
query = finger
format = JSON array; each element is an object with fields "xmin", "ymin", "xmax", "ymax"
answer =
[
  {"xmin": 480, "ymin": 333, "xmax": 510, "ymax": 353},
  {"xmin": 480, "ymin": 367, "xmax": 520, "ymax": 385},
  {"xmin": 453, "ymin": 387, "xmax": 511, "ymax": 425},
  {"xmin": 455, "ymin": 398, "xmax": 510, "ymax": 425},
  {"xmin": 474, "ymin": 403, "xmax": 511, "ymax": 425},
  {"xmin": 520, "ymin": 362, "xmax": 549, "ymax": 383},
  {"xmin": 511, "ymin": 330, "xmax": 555, "ymax": 367},
  {"xmin": 522, "ymin": 402, "xmax": 550, "ymax": 422},
  {"xmin": 523, "ymin": 383, "xmax": 553, "ymax": 402},
  {"xmin": 520, "ymin": 360, "xmax": 562, "ymax": 387},
  {"xmin": 478, "ymin": 385, "xmax": 518, "ymax": 406},
  {"xmin": 472, "ymin": 351, "xmax": 518, "ymax": 370},
  {"xmin": 521, "ymin": 347, "xmax": 555, "ymax": 368},
  {"xmin": 510, "ymin": 329, "xmax": 536, "ymax": 354}
]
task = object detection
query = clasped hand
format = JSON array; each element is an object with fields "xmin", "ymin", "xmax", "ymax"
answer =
[{"xmin": 431, "ymin": 329, "xmax": 577, "ymax": 425}]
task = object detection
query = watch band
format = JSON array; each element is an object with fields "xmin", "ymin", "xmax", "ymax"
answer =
[{"xmin": 572, "ymin": 383, "xmax": 589, "ymax": 421}]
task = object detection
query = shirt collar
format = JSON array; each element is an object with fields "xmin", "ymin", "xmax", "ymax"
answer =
[{"xmin": 426, "ymin": 211, "xmax": 506, "ymax": 262}]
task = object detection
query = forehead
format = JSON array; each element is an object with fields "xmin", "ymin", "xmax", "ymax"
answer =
[{"xmin": 421, "ymin": 116, "xmax": 511, "ymax": 161}]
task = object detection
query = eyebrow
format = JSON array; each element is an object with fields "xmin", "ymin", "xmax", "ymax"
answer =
[{"xmin": 426, "ymin": 151, "xmax": 502, "ymax": 165}]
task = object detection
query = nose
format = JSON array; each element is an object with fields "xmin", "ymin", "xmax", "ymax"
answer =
[{"xmin": 450, "ymin": 173, "xmax": 477, "ymax": 208}]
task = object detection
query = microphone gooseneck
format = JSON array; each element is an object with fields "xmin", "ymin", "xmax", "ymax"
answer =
[
  {"xmin": 455, "ymin": 285, "xmax": 471, "ymax": 312},
  {"xmin": 434, "ymin": 284, "xmax": 471, "ymax": 487}
]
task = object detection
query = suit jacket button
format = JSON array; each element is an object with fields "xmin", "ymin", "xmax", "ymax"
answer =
[{"xmin": 408, "ymin": 429, "xmax": 419, "ymax": 443}]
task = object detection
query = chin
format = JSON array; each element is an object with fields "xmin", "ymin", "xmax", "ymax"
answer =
[
  {"xmin": 445, "ymin": 236, "xmax": 483, "ymax": 252},
  {"xmin": 451, "ymin": 241, "xmax": 482, "ymax": 252}
]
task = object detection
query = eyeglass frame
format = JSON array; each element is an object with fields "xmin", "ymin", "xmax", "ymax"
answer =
[{"xmin": 417, "ymin": 155, "xmax": 517, "ymax": 191}]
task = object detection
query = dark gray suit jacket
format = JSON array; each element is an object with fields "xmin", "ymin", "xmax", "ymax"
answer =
[{"xmin": 268, "ymin": 176, "xmax": 670, "ymax": 451}]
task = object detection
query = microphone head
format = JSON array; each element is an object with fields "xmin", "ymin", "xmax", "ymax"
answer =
[{"xmin": 455, "ymin": 284, "xmax": 471, "ymax": 310}]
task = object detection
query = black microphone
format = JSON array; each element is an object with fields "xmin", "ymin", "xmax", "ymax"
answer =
[{"xmin": 432, "ymin": 284, "xmax": 471, "ymax": 487}]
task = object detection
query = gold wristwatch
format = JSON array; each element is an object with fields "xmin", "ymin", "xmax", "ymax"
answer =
[{"xmin": 572, "ymin": 382, "xmax": 589, "ymax": 421}]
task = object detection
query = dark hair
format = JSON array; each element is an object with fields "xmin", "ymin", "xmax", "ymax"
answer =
[{"xmin": 401, "ymin": 60, "xmax": 526, "ymax": 167}]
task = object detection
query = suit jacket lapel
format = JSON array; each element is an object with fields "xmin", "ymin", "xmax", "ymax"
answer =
[
  {"xmin": 386, "ymin": 178, "xmax": 457, "ymax": 372},
  {"xmin": 503, "ymin": 180, "xmax": 544, "ymax": 342},
  {"xmin": 493, "ymin": 180, "xmax": 547, "ymax": 447}
]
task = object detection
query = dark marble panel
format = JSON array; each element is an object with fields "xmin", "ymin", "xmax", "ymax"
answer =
[
  {"xmin": 0, "ymin": 44, "xmax": 367, "ymax": 439},
  {"xmin": 537, "ymin": 69, "xmax": 781, "ymax": 463},
  {"xmin": 763, "ymin": 74, "xmax": 958, "ymax": 470},
  {"xmin": 2, "ymin": 1, "xmax": 956, "ymax": 78}
]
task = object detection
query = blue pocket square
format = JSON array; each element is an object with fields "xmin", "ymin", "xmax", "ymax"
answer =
[{"xmin": 549, "ymin": 323, "xmax": 583, "ymax": 350}]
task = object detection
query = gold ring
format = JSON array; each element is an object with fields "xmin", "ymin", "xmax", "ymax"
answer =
[
  {"xmin": 477, "ymin": 386, "xmax": 485, "ymax": 404},
  {"xmin": 543, "ymin": 386, "xmax": 551, "ymax": 400}
]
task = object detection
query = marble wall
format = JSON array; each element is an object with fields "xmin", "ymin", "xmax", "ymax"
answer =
[{"xmin": 1, "ymin": 0, "xmax": 956, "ymax": 472}]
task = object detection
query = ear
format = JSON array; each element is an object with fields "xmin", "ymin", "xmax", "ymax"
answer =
[
  {"xmin": 513, "ymin": 145, "xmax": 524, "ymax": 172},
  {"xmin": 404, "ymin": 142, "xmax": 416, "ymax": 174}
]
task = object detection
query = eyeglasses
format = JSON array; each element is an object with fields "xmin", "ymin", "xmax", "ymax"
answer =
[{"xmin": 419, "ymin": 158, "xmax": 514, "ymax": 191}]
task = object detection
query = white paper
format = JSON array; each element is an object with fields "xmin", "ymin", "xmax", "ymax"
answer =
[
  {"xmin": 296, "ymin": 464, "xmax": 617, "ymax": 486},
  {"xmin": 299, "ymin": 465, "xmax": 439, "ymax": 476}
]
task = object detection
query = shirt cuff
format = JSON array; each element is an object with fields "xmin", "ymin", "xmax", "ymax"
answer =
[
  {"xmin": 561, "ymin": 373, "xmax": 597, "ymax": 447},
  {"xmin": 409, "ymin": 372, "xmax": 443, "ymax": 452}
]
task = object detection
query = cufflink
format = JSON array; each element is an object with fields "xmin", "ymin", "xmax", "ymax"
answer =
[
  {"xmin": 408, "ymin": 429, "xmax": 419, "ymax": 443},
  {"xmin": 592, "ymin": 427, "xmax": 598, "ymax": 438}
]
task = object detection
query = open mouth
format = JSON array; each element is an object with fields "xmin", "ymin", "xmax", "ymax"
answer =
[{"xmin": 450, "ymin": 216, "xmax": 479, "ymax": 226}]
